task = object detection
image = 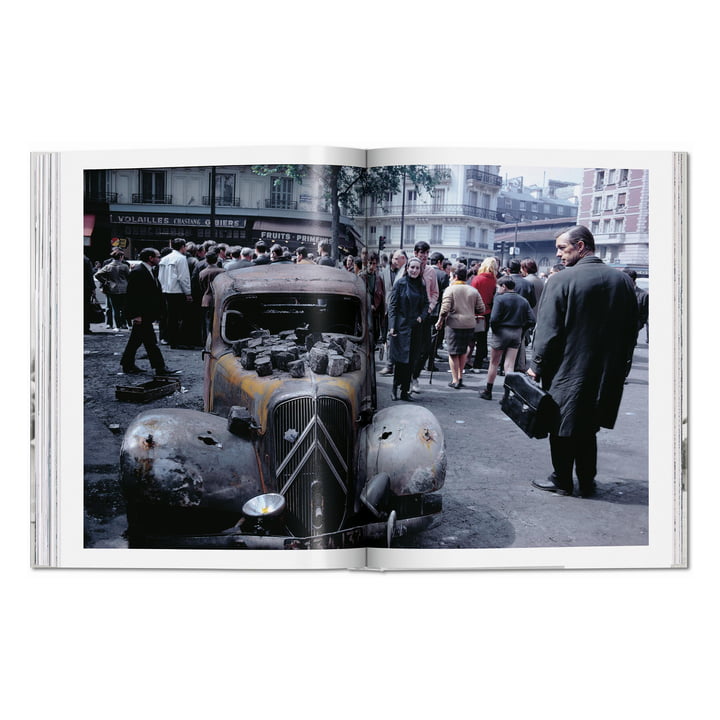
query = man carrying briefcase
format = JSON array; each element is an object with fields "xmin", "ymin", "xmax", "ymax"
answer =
[{"xmin": 526, "ymin": 226, "xmax": 637, "ymax": 498}]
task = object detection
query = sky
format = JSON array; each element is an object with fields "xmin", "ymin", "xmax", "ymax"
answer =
[{"xmin": 498, "ymin": 165, "xmax": 584, "ymax": 189}]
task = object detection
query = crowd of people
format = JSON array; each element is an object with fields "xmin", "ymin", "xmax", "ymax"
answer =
[{"xmin": 83, "ymin": 225, "xmax": 649, "ymax": 499}]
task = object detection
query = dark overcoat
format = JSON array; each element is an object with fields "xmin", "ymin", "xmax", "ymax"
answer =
[
  {"xmin": 529, "ymin": 256, "xmax": 638, "ymax": 436},
  {"xmin": 125, "ymin": 263, "xmax": 164, "ymax": 322},
  {"xmin": 387, "ymin": 275, "xmax": 428, "ymax": 364}
]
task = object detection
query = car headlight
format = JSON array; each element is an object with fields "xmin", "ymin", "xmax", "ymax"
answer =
[{"xmin": 243, "ymin": 493, "xmax": 286, "ymax": 518}]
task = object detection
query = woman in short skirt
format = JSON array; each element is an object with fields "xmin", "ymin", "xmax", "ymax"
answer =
[
  {"xmin": 435, "ymin": 264, "xmax": 485, "ymax": 389},
  {"xmin": 479, "ymin": 276, "xmax": 535, "ymax": 400}
]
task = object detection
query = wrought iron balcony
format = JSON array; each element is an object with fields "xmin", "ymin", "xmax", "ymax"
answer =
[
  {"xmin": 465, "ymin": 168, "xmax": 503, "ymax": 186},
  {"xmin": 84, "ymin": 192, "xmax": 118, "ymax": 203},
  {"xmin": 202, "ymin": 196, "xmax": 241, "ymax": 207},
  {"xmin": 369, "ymin": 204, "xmax": 499, "ymax": 221},
  {"xmin": 131, "ymin": 194, "xmax": 173, "ymax": 204},
  {"xmin": 265, "ymin": 199, "xmax": 298, "ymax": 210}
]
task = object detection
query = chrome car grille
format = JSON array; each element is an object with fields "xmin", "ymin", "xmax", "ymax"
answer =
[{"xmin": 272, "ymin": 397, "xmax": 351, "ymax": 536}]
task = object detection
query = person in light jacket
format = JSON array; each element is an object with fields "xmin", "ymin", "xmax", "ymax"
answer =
[{"xmin": 435, "ymin": 264, "xmax": 485, "ymax": 389}]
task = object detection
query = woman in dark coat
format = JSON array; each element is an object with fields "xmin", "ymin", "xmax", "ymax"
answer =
[{"xmin": 387, "ymin": 257, "xmax": 428, "ymax": 401}]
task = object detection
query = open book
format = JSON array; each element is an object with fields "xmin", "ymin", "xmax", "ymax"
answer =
[{"xmin": 31, "ymin": 146, "xmax": 687, "ymax": 570}]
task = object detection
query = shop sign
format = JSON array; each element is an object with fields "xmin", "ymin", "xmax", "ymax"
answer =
[
  {"xmin": 110, "ymin": 213, "xmax": 246, "ymax": 229},
  {"xmin": 255, "ymin": 230, "xmax": 330, "ymax": 245}
]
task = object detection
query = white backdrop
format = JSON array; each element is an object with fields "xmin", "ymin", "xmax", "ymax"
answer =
[{"xmin": 3, "ymin": 2, "xmax": 712, "ymax": 718}]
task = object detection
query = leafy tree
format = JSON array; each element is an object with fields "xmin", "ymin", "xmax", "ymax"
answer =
[{"xmin": 252, "ymin": 164, "xmax": 447, "ymax": 260}]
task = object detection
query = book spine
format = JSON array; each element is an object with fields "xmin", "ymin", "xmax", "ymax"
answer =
[
  {"xmin": 31, "ymin": 152, "xmax": 60, "ymax": 568},
  {"xmin": 673, "ymin": 151, "xmax": 688, "ymax": 569}
]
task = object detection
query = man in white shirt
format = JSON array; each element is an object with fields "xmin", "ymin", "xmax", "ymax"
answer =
[{"xmin": 158, "ymin": 237, "xmax": 193, "ymax": 348}]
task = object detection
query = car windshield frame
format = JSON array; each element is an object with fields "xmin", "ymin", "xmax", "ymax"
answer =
[{"xmin": 219, "ymin": 291, "xmax": 365, "ymax": 345}]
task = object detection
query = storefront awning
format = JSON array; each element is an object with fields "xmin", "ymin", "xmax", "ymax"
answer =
[
  {"xmin": 84, "ymin": 214, "xmax": 96, "ymax": 237},
  {"xmin": 252, "ymin": 220, "xmax": 332, "ymax": 246}
]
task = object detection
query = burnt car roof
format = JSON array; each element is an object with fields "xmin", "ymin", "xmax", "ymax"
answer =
[{"xmin": 213, "ymin": 263, "xmax": 366, "ymax": 300}]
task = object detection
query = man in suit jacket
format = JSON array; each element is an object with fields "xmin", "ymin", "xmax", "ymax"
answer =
[{"xmin": 120, "ymin": 248, "xmax": 179, "ymax": 376}]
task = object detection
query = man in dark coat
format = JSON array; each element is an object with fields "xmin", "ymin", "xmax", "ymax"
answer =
[
  {"xmin": 120, "ymin": 248, "xmax": 179, "ymax": 376},
  {"xmin": 527, "ymin": 226, "xmax": 637, "ymax": 498}
]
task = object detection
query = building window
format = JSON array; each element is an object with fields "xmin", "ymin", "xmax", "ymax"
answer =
[
  {"xmin": 432, "ymin": 188, "xmax": 445, "ymax": 212},
  {"xmin": 616, "ymin": 192, "xmax": 627, "ymax": 210},
  {"xmin": 605, "ymin": 195, "xmax": 614, "ymax": 210},
  {"xmin": 519, "ymin": 201, "xmax": 526, "ymax": 211},
  {"xmin": 531, "ymin": 203, "xmax": 538, "ymax": 212},
  {"xmin": 592, "ymin": 196, "xmax": 602, "ymax": 214},
  {"xmin": 431, "ymin": 225, "xmax": 442, "ymax": 244},
  {"xmin": 405, "ymin": 225, "xmax": 415, "ymax": 244},
  {"xmin": 543, "ymin": 204, "xmax": 550, "ymax": 213},
  {"xmin": 607, "ymin": 169, "xmax": 616, "ymax": 185},
  {"xmin": 140, "ymin": 170, "xmax": 166, "ymax": 203},
  {"xmin": 270, "ymin": 177, "xmax": 294, "ymax": 209},
  {"xmin": 614, "ymin": 218, "xmax": 624, "ymax": 233},
  {"xmin": 211, "ymin": 173, "xmax": 236, "ymax": 206},
  {"xmin": 468, "ymin": 190, "xmax": 478, "ymax": 207},
  {"xmin": 383, "ymin": 225, "xmax": 392, "ymax": 243},
  {"xmin": 603, "ymin": 219, "xmax": 611, "ymax": 234},
  {"xmin": 85, "ymin": 170, "xmax": 109, "ymax": 201},
  {"xmin": 480, "ymin": 228, "xmax": 488, "ymax": 248},
  {"xmin": 591, "ymin": 220, "xmax": 600, "ymax": 235},
  {"xmin": 595, "ymin": 170, "xmax": 605, "ymax": 189},
  {"xmin": 466, "ymin": 226, "xmax": 475, "ymax": 247},
  {"xmin": 619, "ymin": 169, "xmax": 629, "ymax": 185},
  {"xmin": 505, "ymin": 199, "xmax": 513, "ymax": 209}
]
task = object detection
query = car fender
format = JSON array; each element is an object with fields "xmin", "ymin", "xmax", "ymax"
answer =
[
  {"xmin": 120, "ymin": 408, "xmax": 264, "ymax": 512},
  {"xmin": 358, "ymin": 405, "xmax": 446, "ymax": 496}
]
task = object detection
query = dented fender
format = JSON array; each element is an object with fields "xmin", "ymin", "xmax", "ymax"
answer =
[
  {"xmin": 358, "ymin": 405, "xmax": 446, "ymax": 496},
  {"xmin": 119, "ymin": 408, "xmax": 264, "ymax": 512}
]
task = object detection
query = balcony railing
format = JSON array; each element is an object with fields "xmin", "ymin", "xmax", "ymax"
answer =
[
  {"xmin": 465, "ymin": 168, "xmax": 503, "ymax": 186},
  {"xmin": 131, "ymin": 194, "xmax": 173, "ymax": 204},
  {"xmin": 265, "ymin": 199, "xmax": 298, "ymax": 210},
  {"xmin": 85, "ymin": 192, "xmax": 118, "ymax": 203},
  {"xmin": 369, "ymin": 204, "xmax": 499, "ymax": 221},
  {"xmin": 202, "ymin": 196, "xmax": 242, "ymax": 207}
]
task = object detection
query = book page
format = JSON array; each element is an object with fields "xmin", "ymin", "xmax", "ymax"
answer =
[
  {"xmin": 36, "ymin": 146, "xmax": 372, "ymax": 570},
  {"xmin": 34, "ymin": 145, "xmax": 685, "ymax": 570},
  {"xmin": 364, "ymin": 147, "xmax": 684, "ymax": 570}
]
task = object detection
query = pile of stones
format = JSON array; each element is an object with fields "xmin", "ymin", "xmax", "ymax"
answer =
[{"xmin": 232, "ymin": 329, "xmax": 363, "ymax": 378}]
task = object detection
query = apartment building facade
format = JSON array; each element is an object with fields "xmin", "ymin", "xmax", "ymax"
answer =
[
  {"xmin": 83, "ymin": 165, "xmax": 360, "ymax": 262},
  {"xmin": 355, "ymin": 165, "xmax": 504, "ymax": 263},
  {"xmin": 576, "ymin": 167, "xmax": 649, "ymax": 269}
]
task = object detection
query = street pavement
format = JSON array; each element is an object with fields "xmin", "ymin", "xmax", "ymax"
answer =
[
  {"xmin": 83, "ymin": 322, "xmax": 648, "ymax": 551},
  {"xmin": 380, "ymin": 341, "xmax": 649, "ymax": 549}
]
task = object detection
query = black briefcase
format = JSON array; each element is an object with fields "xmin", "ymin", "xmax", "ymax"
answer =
[{"xmin": 499, "ymin": 372, "xmax": 559, "ymax": 439}]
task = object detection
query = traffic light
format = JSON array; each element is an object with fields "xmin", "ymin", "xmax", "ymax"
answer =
[
  {"xmin": 378, "ymin": 236, "xmax": 386, "ymax": 251},
  {"xmin": 493, "ymin": 241, "xmax": 506, "ymax": 253}
]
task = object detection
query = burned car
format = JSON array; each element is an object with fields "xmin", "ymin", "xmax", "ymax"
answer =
[{"xmin": 119, "ymin": 264, "xmax": 446, "ymax": 548}]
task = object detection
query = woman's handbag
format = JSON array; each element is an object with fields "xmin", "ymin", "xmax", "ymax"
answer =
[
  {"xmin": 474, "ymin": 315, "xmax": 486, "ymax": 333},
  {"xmin": 499, "ymin": 372, "xmax": 559, "ymax": 439}
]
